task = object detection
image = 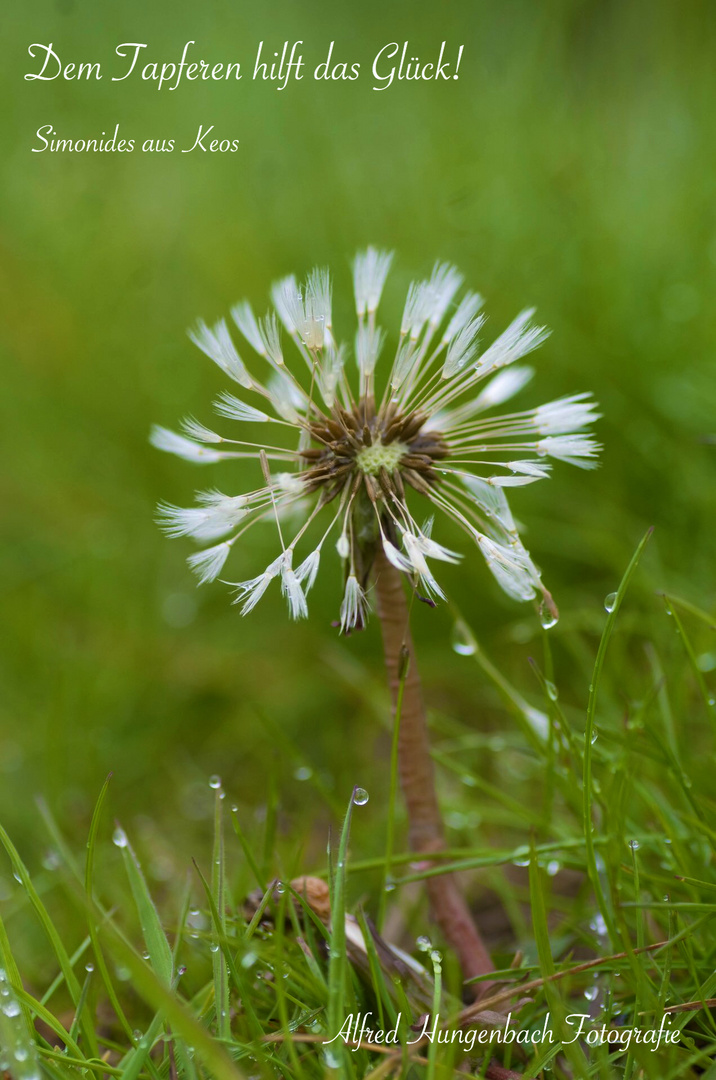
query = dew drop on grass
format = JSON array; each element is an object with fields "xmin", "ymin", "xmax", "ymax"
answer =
[
  {"xmin": 42, "ymin": 849, "xmax": 60, "ymax": 871},
  {"xmin": 208, "ymin": 775, "xmax": 222, "ymax": 790},
  {"xmin": 591, "ymin": 730, "xmax": 598, "ymax": 745},
  {"xmin": 590, "ymin": 914, "xmax": 608, "ymax": 936},
  {"xmin": 584, "ymin": 986, "xmax": 598, "ymax": 1001},
  {"xmin": 275, "ymin": 881, "xmax": 285, "ymax": 895},
  {"xmin": 294, "ymin": 766, "xmax": 313, "ymax": 781},
  {"xmin": 210, "ymin": 943, "xmax": 220, "ymax": 954},
  {"xmin": 547, "ymin": 860, "xmax": 560, "ymax": 876},
  {"xmin": 604, "ymin": 592, "xmax": 617, "ymax": 613},
  {"xmin": 629, "ymin": 839, "xmax": 640, "ymax": 851},
  {"xmin": 85, "ymin": 963, "xmax": 94, "ymax": 973},
  {"xmin": 2, "ymin": 1000, "xmax": 20, "ymax": 1018},
  {"xmin": 450, "ymin": 620, "xmax": 476, "ymax": 656},
  {"xmin": 545, "ymin": 680, "xmax": 558, "ymax": 701},
  {"xmin": 14, "ymin": 1048, "xmax": 28, "ymax": 1062},
  {"xmin": 416, "ymin": 936, "xmax": 432, "ymax": 952},
  {"xmin": 353, "ymin": 787, "xmax": 369, "ymax": 805},
  {"xmin": 112, "ymin": 827, "xmax": 128, "ymax": 848}
]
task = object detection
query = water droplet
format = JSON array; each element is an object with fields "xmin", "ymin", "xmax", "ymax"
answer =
[
  {"xmin": 590, "ymin": 914, "xmax": 608, "ymax": 937},
  {"xmin": 545, "ymin": 680, "xmax": 558, "ymax": 701},
  {"xmin": 177, "ymin": 965, "xmax": 187, "ymax": 976},
  {"xmin": 323, "ymin": 1047, "xmax": 342, "ymax": 1069},
  {"xmin": 241, "ymin": 952, "xmax": 258, "ymax": 969},
  {"xmin": 539, "ymin": 604, "xmax": 559, "ymax": 629},
  {"xmin": 513, "ymin": 859, "xmax": 529, "ymax": 868},
  {"xmin": 629, "ymin": 839, "xmax": 640, "ymax": 851},
  {"xmin": 2, "ymin": 1000, "xmax": 20, "ymax": 1018},
  {"xmin": 451, "ymin": 620, "xmax": 476, "ymax": 656},
  {"xmin": 384, "ymin": 881, "xmax": 396, "ymax": 893},
  {"xmin": 14, "ymin": 1048, "xmax": 28, "ymax": 1062},
  {"xmin": 416, "ymin": 935, "xmax": 432, "ymax": 952},
  {"xmin": 275, "ymin": 881, "xmax": 285, "ymax": 895},
  {"xmin": 209, "ymin": 943, "xmax": 220, "ymax": 954},
  {"xmin": 112, "ymin": 827, "xmax": 128, "ymax": 849},
  {"xmin": 42, "ymin": 849, "xmax": 60, "ymax": 871},
  {"xmin": 294, "ymin": 766, "xmax": 313, "ymax": 781},
  {"xmin": 604, "ymin": 592, "xmax": 617, "ymax": 613},
  {"xmin": 12, "ymin": 871, "xmax": 22, "ymax": 884},
  {"xmin": 208, "ymin": 775, "xmax": 222, "ymax": 790},
  {"xmin": 697, "ymin": 652, "xmax": 716, "ymax": 672},
  {"xmin": 461, "ymin": 774, "xmax": 478, "ymax": 788},
  {"xmin": 430, "ymin": 949, "xmax": 442, "ymax": 964},
  {"xmin": 85, "ymin": 963, "xmax": 94, "ymax": 973},
  {"xmin": 547, "ymin": 860, "xmax": 560, "ymax": 876},
  {"xmin": 584, "ymin": 986, "xmax": 598, "ymax": 1001},
  {"xmin": 353, "ymin": 787, "xmax": 369, "ymax": 805},
  {"xmin": 709, "ymin": 698, "xmax": 716, "ymax": 708}
]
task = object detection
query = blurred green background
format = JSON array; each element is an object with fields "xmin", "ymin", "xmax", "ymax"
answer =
[{"xmin": 2, "ymin": 0, "xmax": 715, "ymax": 884}]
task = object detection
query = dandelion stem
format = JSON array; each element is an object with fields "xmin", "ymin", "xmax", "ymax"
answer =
[{"xmin": 373, "ymin": 546, "xmax": 494, "ymax": 993}]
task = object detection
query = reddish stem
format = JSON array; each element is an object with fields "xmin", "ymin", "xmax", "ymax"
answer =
[{"xmin": 373, "ymin": 547, "xmax": 494, "ymax": 993}]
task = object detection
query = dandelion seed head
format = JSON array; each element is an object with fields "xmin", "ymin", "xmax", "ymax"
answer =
[{"xmin": 153, "ymin": 250, "xmax": 600, "ymax": 626}]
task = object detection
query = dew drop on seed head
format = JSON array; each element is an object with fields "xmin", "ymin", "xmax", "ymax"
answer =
[
  {"xmin": 539, "ymin": 604, "xmax": 558, "ymax": 629},
  {"xmin": 353, "ymin": 787, "xmax": 369, "ymax": 805},
  {"xmin": 208, "ymin": 775, "xmax": 222, "ymax": 790},
  {"xmin": 112, "ymin": 827, "xmax": 128, "ymax": 849},
  {"xmin": 451, "ymin": 620, "xmax": 476, "ymax": 656},
  {"xmin": 416, "ymin": 935, "xmax": 432, "ymax": 952},
  {"xmin": 604, "ymin": 592, "xmax": 617, "ymax": 613}
]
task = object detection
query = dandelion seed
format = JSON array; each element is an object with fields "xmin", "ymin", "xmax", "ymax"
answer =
[
  {"xmin": 340, "ymin": 575, "xmax": 368, "ymax": 633},
  {"xmin": 154, "ymin": 250, "xmax": 600, "ymax": 624}
]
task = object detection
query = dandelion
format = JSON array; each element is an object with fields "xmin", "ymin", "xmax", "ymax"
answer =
[
  {"xmin": 153, "ymin": 248, "xmax": 600, "ymax": 629},
  {"xmin": 152, "ymin": 248, "xmax": 600, "ymax": 990}
]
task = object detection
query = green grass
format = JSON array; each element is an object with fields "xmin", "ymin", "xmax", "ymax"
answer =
[{"xmin": 2, "ymin": 536, "xmax": 716, "ymax": 1076}]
